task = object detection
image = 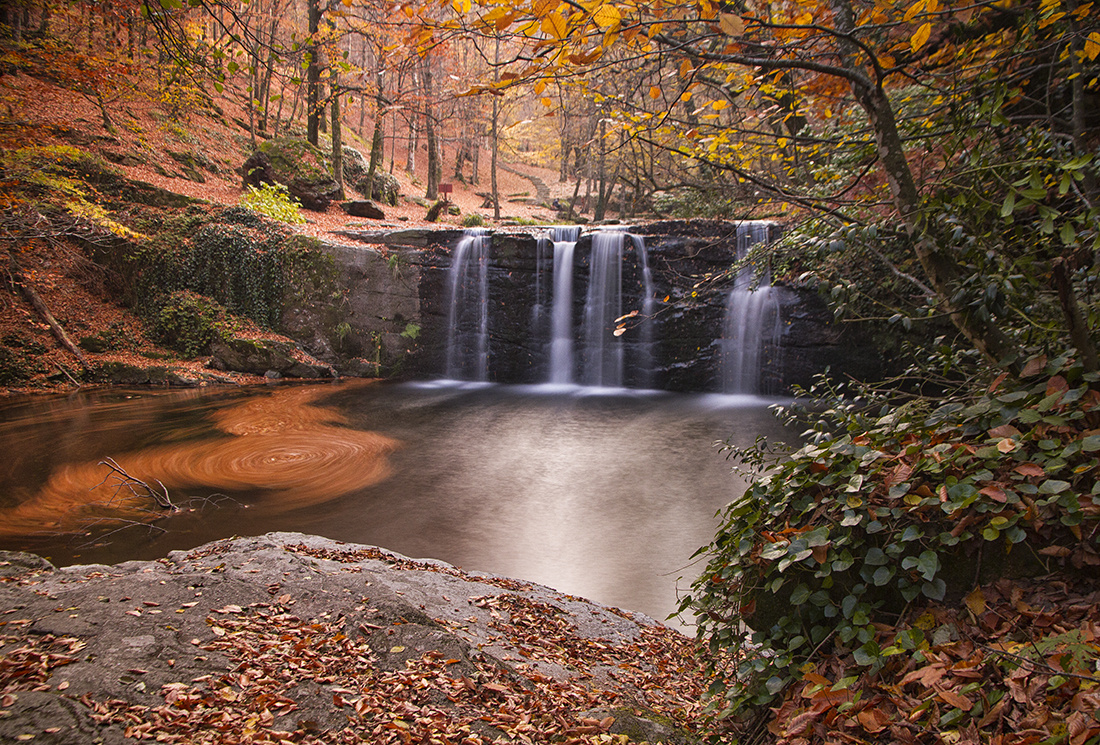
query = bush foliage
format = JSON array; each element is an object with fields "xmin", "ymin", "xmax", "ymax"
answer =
[
  {"xmin": 151, "ymin": 290, "xmax": 233, "ymax": 357},
  {"xmin": 683, "ymin": 354, "xmax": 1100, "ymax": 716},
  {"xmin": 239, "ymin": 182, "xmax": 306, "ymax": 224}
]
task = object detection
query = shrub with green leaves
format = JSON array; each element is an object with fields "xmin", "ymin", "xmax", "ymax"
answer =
[
  {"xmin": 239, "ymin": 182, "xmax": 306, "ymax": 224},
  {"xmin": 151, "ymin": 290, "xmax": 233, "ymax": 357},
  {"xmin": 682, "ymin": 353, "xmax": 1100, "ymax": 714}
]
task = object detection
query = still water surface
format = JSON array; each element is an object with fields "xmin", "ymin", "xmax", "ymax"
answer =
[{"xmin": 0, "ymin": 381, "xmax": 793, "ymax": 627}]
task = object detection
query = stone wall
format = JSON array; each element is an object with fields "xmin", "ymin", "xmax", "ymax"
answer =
[{"xmin": 293, "ymin": 222, "xmax": 881, "ymax": 392}]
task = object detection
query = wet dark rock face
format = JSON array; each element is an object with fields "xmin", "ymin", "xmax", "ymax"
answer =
[{"xmin": 319, "ymin": 221, "xmax": 880, "ymax": 392}]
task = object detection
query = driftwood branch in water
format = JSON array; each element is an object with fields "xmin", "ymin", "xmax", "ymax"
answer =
[
  {"xmin": 97, "ymin": 457, "xmax": 177, "ymax": 511},
  {"xmin": 8, "ymin": 257, "xmax": 88, "ymax": 369}
]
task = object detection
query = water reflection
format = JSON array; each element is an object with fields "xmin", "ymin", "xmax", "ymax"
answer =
[{"xmin": 0, "ymin": 382, "xmax": 793, "ymax": 628}]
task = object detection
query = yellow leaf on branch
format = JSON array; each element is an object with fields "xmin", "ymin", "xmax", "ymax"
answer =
[
  {"xmin": 903, "ymin": 0, "xmax": 925, "ymax": 23},
  {"xmin": 911, "ymin": 22, "xmax": 931, "ymax": 52},
  {"xmin": 541, "ymin": 12, "xmax": 567, "ymax": 39},
  {"xmin": 592, "ymin": 4, "xmax": 621, "ymax": 29},
  {"xmin": 1085, "ymin": 32, "xmax": 1100, "ymax": 60}
]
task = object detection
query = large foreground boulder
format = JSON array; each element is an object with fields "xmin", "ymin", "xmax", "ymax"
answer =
[
  {"xmin": 0, "ymin": 533, "xmax": 712, "ymax": 744},
  {"xmin": 241, "ymin": 137, "xmax": 341, "ymax": 211}
]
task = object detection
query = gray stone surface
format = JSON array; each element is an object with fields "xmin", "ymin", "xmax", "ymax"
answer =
[{"xmin": 0, "ymin": 533, "xmax": 691, "ymax": 743}]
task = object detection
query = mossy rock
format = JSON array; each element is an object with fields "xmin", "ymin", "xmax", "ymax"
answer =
[
  {"xmin": 209, "ymin": 336, "xmax": 335, "ymax": 378},
  {"xmin": 88, "ymin": 362, "xmax": 203, "ymax": 387},
  {"xmin": 341, "ymin": 145, "xmax": 369, "ymax": 185},
  {"xmin": 241, "ymin": 137, "xmax": 340, "ymax": 211},
  {"xmin": 354, "ymin": 170, "xmax": 399, "ymax": 207},
  {"xmin": 0, "ymin": 345, "xmax": 45, "ymax": 385},
  {"xmin": 582, "ymin": 707, "xmax": 689, "ymax": 744}
]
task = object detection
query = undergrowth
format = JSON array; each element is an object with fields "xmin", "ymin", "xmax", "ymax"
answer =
[{"xmin": 683, "ymin": 353, "xmax": 1100, "ymax": 741}]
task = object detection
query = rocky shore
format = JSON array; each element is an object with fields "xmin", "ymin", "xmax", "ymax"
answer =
[{"xmin": 0, "ymin": 533, "xmax": 720, "ymax": 744}]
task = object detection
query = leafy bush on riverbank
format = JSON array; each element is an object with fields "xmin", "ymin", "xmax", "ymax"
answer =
[{"xmin": 684, "ymin": 354, "xmax": 1100, "ymax": 741}]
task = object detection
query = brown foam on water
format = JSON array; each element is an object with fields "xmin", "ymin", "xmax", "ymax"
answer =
[{"xmin": 0, "ymin": 381, "xmax": 397, "ymax": 537}]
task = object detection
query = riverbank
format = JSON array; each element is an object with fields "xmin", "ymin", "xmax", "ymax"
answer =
[{"xmin": 0, "ymin": 532, "xmax": 721, "ymax": 744}]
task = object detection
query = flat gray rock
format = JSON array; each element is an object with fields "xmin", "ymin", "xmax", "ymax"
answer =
[{"xmin": 0, "ymin": 533, "xmax": 711, "ymax": 744}]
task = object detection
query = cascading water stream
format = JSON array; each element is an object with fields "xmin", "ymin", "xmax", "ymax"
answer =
[
  {"xmin": 445, "ymin": 228, "xmax": 491, "ymax": 381},
  {"xmin": 581, "ymin": 230, "xmax": 626, "ymax": 387},
  {"xmin": 549, "ymin": 243, "xmax": 576, "ymax": 384},
  {"xmin": 722, "ymin": 222, "xmax": 779, "ymax": 394}
]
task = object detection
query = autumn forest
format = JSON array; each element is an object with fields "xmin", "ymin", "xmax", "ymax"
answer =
[{"xmin": 1, "ymin": 0, "xmax": 1100, "ymax": 742}]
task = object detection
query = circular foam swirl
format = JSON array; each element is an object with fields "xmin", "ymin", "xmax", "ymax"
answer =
[{"xmin": 0, "ymin": 382, "xmax": 398, "ymax": 537}]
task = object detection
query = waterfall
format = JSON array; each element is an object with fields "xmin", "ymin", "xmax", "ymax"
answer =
[
  {"xmin": 545, "ymin": 226, "xmax": 582, "ymax": 385},
  {"xmin": 722, "ymin": 222, "xmax": 779, "ymax": 394},
  {"xmin": 549, "ymin": 240, "xmax": 577, "ymax": 384},
  {"xmin": 581, "ymin": 230, "xmax": 626, "ymax": 387},
  {"xmin": 445, "ymin": 228, "xmax": 491, "ymax": 381}
]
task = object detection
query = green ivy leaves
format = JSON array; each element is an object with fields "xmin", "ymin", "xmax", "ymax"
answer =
[{"xmin": 684, "ymin": 357, "xmax": 1100, "ymax": 715}]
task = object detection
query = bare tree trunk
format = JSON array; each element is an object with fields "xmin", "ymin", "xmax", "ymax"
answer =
[
  {"xmin": 332, "ymin": 75, "xmax": 344, "ymax": 200},
  {"xmin": 10, "ymin": 257, "xmax": 87, "ymax": 370},
  {"xmin": 1052, "ymin": 258, "xmax": 1099, "ymax": 371},
  {"xmin": 490, "ymin": 36, "xmax": 500, "ymax": 219},
  {"xmin": 306, "ymin": 0, "xmax": 321, "ymax": 146},
  {"xmin": 829, "ymin": 0, "xmax": 1020, "ymax": 368},
  {"xmin": 423, "ymin": 57, "xmax": 440, "ymax": 200},
  {"xmin": 364, "ymin": 68, "xmax": 384, "ymax": 200}
]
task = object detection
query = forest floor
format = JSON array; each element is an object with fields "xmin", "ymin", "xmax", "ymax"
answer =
[{"xmin": 0, "ymin": 61, "xmax": 583, "ymax": 395}]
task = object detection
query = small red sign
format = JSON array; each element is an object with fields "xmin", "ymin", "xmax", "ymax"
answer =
[{"xmin": 439, "ymin": 183, "xmax": 453, "ymax": 196}]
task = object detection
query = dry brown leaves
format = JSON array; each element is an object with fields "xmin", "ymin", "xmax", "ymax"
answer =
[
  {"xmin": 75, "ymin": 595, "xmax": 723, "ymax": 745},
  {"xmin": 766, "ymin": 576, "xmax": 1100, "ymax": 745},
  {"xmin": 0, "ymin": 633, "xmax": 85, "ymax": 698},
  {"xmin": 283, "ymin": 543, "xmax": 535, "ymax": 592}
]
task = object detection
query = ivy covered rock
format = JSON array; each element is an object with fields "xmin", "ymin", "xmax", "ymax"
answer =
[
  {"xmin": 241, "ymin": 137, "xmax": 340, "ymax": 211},
  {"xmin": 683, "ymin": 354, "xmax": 1100, "ymax": 719}
]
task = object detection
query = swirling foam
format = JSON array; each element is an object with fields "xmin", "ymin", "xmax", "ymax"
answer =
[{"xmin": 0, "ymin": 381, "xmax": 397, "ymax": 537}]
